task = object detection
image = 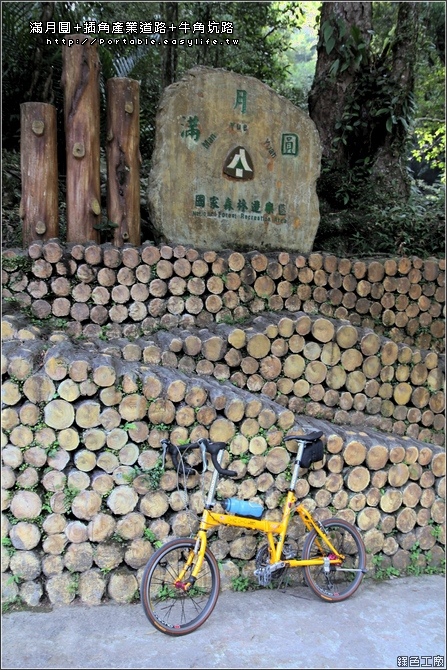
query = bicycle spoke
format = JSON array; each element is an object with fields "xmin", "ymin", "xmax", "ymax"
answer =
[
  {"xmin": 302, "ymin": 519, "xmax": 366, "ymax": 602},
  {"xmin": 141, "ymin": 539, "xmax": 220, "ymax": 636}
]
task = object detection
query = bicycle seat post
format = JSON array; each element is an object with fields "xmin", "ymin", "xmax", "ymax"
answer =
[
  {"xmin": 289, "ymin": 440, "xmax": 306, "ymax": 491},
  {"xmin": 205, "ymin": 448, "xmax": 223, "ymax": 508}
]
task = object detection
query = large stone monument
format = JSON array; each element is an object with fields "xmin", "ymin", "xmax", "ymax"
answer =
[{"xmin": 148, "ymin": 66, "xmax": 321, "ymax": 252}]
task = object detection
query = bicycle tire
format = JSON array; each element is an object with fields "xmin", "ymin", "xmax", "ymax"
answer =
[
  {"xmin": 302, "ymin": 518, "xmax": 366, "ymax": 602},
  {"xmin": 141, "ymin": 538, "xmax": 220, "ymax": 636}
]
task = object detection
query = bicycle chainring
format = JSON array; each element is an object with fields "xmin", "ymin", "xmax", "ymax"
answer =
[{"xmin": 254, "ymin": 544, "xmax": 294, "ymax": 586}]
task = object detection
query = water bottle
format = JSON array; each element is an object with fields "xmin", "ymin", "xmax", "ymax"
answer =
[{"xmin": 222, "ymin": 498, "xmax": 264, "ymax": 519}]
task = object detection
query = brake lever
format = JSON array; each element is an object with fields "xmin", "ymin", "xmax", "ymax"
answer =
[
  {"xmin": 160, "ymin": 440, "xmax": 169, "ymax": 470},
  {"xmin": 199, "ymin": 441, "xmax": 208, "ymax": 473}
]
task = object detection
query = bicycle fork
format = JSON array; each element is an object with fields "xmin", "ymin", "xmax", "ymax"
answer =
[{"xmin": 173, "ymin": 533, "xmax": 208, "ymax": 592}]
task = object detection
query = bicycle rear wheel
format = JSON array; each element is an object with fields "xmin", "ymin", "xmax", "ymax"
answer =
[
  {"xmin": 302, "ymin": 518, "xmax": 366, "ymax": 602},
  {"xmin": 141, "ymin": 538, "xmax": 220, "ymax": 636}
]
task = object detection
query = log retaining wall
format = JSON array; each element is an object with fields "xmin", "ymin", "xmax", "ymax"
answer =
[
  {"xmin": 2, "ymin": 243, "xmax": 445, "ymax": 353},
  {"xmin": 1, "ymin": 242, "xmax": 445, "ymax": 608}
]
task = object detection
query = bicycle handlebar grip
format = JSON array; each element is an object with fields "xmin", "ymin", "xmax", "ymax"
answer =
[
  {"xmin": 160, "ymin": 438, "xmax": 237, "ymax": 478},
  {"xmin": 210, "ymin": 453, "xmax": 237, "ymax": 478},
  {"xmin": 198, "ymin": 439, "xmax": 237, "ymax": 478}
]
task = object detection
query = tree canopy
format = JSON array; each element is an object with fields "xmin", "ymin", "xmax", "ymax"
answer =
[{"xmin": 308, "ymin": 1, "xmax": 444, "ymax": 257}]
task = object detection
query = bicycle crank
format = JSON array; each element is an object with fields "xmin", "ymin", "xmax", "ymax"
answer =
[
  {"xmin": 254, "ymin": 544, "xmax": 295, "ymax": 587},
  {"xmin": 254, "ymin": 561, "xmax": 287, "ymax": 587}
]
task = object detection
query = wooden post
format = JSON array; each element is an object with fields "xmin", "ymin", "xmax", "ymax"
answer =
[
  {"xmin": 106, "ymin": 77, "xmax": 140, "ymax": 247},
  {"xmin": 61, "ymin": 35, "xmax": 101, "ymax": 244},
  {"xmin": 20, "ymin": 103, "xmax": 59, "ymax": 246}
]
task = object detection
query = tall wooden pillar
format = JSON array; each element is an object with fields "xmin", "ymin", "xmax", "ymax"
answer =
[
  {"xmin": 62, "ymin": 35, "xmax": 101, "ymax": 244},
  {"xmin": 106, "ymin": 77, "xmax": 141, "ymax": 247},
  {"xmin": 20, "ymin": 102, "xmax": 59, "ymax": 246}
]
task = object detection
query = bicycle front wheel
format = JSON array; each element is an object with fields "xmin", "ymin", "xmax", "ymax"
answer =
[
  {"xmin": 141, "ymin": 538, "xmax": 220, "ymax": 636},
  {"xmin": 302, "ymin": 518, "xmax": 366, "ymax": 602}
]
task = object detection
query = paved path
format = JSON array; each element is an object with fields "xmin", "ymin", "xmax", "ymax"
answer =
[{"xmin": 1, "ymin": 575, "xmax": 446, "ymax": 669}]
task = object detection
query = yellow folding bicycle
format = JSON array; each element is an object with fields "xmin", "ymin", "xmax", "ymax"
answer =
[{"xmin": 141, "ymin": 432, "xmax": 367, "ymax": 636}]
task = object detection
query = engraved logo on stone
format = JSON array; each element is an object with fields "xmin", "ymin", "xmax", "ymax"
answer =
[{"xmin": 223, "ymin": 146, "xmax": 254, "ymax": 180}]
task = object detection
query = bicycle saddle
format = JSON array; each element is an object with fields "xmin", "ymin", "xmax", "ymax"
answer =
[{"xmin": 284, "ymin": 431, "xmax": 323, "ymax": 443}]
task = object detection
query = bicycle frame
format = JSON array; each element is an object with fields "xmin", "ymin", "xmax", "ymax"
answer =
[
  {"xmin": 179, "ymin": 441, "xmax": 344, "ymax": 586},
  {"xmin": 142, "ymin": 436, "xmax": 367, "ymax": 635}
]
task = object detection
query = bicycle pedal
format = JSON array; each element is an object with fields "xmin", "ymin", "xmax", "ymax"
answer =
[{"xmin": 254, "ymin": 562, "xmax": 286, "ymax": 587}]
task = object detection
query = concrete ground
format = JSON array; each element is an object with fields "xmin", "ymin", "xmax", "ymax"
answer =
[{"xmin": 1, "ymin": 575, "xmax": 446, "ymax": 669}]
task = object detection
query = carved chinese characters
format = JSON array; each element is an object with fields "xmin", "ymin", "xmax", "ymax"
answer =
[{"xmin": 148, "ymin": 66, "xmax": 321, "ymax": 252}]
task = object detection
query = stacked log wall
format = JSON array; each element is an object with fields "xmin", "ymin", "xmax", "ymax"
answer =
[
  {"xmin": 1, "ymin": 241, "xmax": 445, "ymax": 608},
  {"xmin": 1, "ymin": 325, "xmax": 445, "ymax": 608},
  {"xmin": 2, "ymin": 243, "xmax": 444, "ymax": 352},
  {"xmin": 2, "ymin": 242, "xmax": 445, "ymax": 445}
]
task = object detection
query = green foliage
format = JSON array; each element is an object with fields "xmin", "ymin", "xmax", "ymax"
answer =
[
  {"xmin": 3, "ymin": 298, "xmax": 70, "ymax": 331},
  {"xmin": 411, "ymin": 2, "xmax": 445, "ymax": 177},
  {"xmin": 130, "ymin": 459, "xmax": 164, "ymax": 491},
  {"xmin": 429, "ymin": 521, "xmax": 442, "ymax": 541},
  {"xmin": 67, "ymin": 572, "xmax": 80, "ymax": 595},
  {"xmin": 143, "ymin": 528, "xmax": 163, "ymax": 549},
  {"xmin": 122, "ymin": 422, "xmax": 137, "ymax": 432},
  {"xmin": 231, "ymin": 574, "xmax": 252, "ymax": 592},
  {"xmin": 1, "ymin": 254, "xmax": 32, "ymax": 272},
  {"xmin": 407, "ymin": 541, "xmax": 427, "ymax": 576},
  {"xmin": 279, "ymin": 1, "xmax": 319, "ymax": 108},
  {"xmin": 1, "ymin": 537, "xmax": 16, "ymax": 557},
  {"xmin": 44, "ymin": 441, "xmax": 60, "ymax": 458},
  {"xmin": 98, "ymin": 326, "xmax": 110, "ymax": 342},
  {"xmin": 372, "ymin": 546, "xmax": 445, "ymax": 581},
  {"xmin": 62, "ymin": 486, "xmax": 80, "ymax": 512},
  {"xmin": 93, "ymin": 218, "xmax": 119, "ymax": 242},
  {"xmin": 316, "ymin": 5, "xmax": 417, "ymax": 170},
  {"xmin": 315, "ymin": 178, "xmax": 445, "ymax": 258},
  {"xmin": 153, "ymin": 423, "xmax": 170, "ymax": 433},
  {"xmin": 312, "ymin": 1, "xmax": 444, "ymax": 259},
  {"xmin": 120, "ymin": 469, "xmax": 138, "ymax": 485},
  {"xmin": 157, "ymin": 584, "xmax": 177, "ymax": 600},
  {"xmin": 41, "ymin": 492, "xmax": 54, "ymax": 515},
  {"xmin": 2, "ymin": 595, "xmax": 24, "ymax": 614},
  {"xmin": 321, "ymin": 16, "xmax": 369, "ymax": 76},
  {"xmin": 371, "ymin": 554, "xmax": 400, "ymax": 580}
]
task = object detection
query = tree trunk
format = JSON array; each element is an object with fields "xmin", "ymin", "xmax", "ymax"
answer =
[
  {"xmin": 309, "ymin": 1, "xmax": 418, "ymax": 205},
  {"xmin": 161, "ymin": 2, "xmax": 179, "ymax": 89},
  {"xmin": 370, "ymin": 2, "xmax": 419, "ymax": 201},
  {"xmin": 309, "ymin": 2, "xmax": 373, "ymax": 164}
]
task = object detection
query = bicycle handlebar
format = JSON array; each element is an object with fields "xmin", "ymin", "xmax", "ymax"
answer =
[
  {"xmin": 160, "ymin": 438, "xmax": 237, "ymax": 478},
  {"xmin": 161, "ymin": 431, "xmax": 323, "ymax": 479}
]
